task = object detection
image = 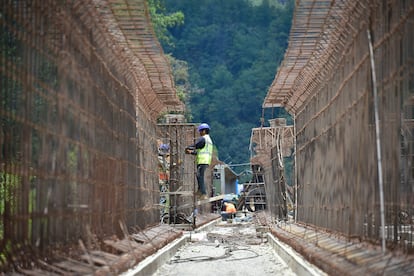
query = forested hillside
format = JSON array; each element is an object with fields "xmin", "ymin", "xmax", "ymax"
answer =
[{"xmin": 156, "ymin": 0, "xmax": 293, "ymax": 167}]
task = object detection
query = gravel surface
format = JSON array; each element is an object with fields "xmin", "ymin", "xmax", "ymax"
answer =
[{"xmin": 153, "ymin": 219, "xmax": 297, "ymax": 276}]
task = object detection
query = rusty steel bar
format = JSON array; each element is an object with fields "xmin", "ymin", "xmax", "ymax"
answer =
[{"xmin": 367, "ymin": 27, "xmax": 386, "ymax": 253}]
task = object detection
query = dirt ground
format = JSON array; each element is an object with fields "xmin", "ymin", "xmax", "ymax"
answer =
[{"xmin": 152, "ymin": 216, "xmax": 297, "ymax": 276}]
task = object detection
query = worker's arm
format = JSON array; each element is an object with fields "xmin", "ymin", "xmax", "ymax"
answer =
[
  {"xmin": 185, "ymin": 137, "xmax": 205, "ymax": 154},
  {"xmin": 194, "ymin": 137, "xmax": 206, "ymax": 149}
]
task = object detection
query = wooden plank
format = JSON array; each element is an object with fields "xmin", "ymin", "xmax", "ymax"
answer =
[
  {"xmin": 104, "ymin": 239, "xmax": 142, "ymax": 253},
  {"xmin": 196, "ymin": 194, "xmax": 224, "ymax": 205},
  {"xmin": 160, "ymin": 191, "xmax": 193, "ymax": 196},
  {"xmin": 172, "ymin": 194, "xmax": 225, "ymax": 210},
  {"xmin": 132, "ymin": 227, "xmax": 170, "ymax": 243},
  {"xmin": 80, "ymin": 252, "xmax": 118, "ymax": 266},
  {"xmin": 80, "ymin": 254, "xmax": 107, "ymax": 266},
  {"xmin": 54, "ymin": 259, "xmax": 95, "ymax": 274},
  {"xmin": 169, "ymin": 224, "xmax": 194, "ymax": 230},
  {"xmin": 89, "ymin": 250, "xmax": 120, "ymax": 261},
  {"xmin": 18, "ymin": 268, "xmax": 56, "ymax": 276},
  {"xmin": 38, "ymin": 260, "xmax": 70, "ymax": 275}
]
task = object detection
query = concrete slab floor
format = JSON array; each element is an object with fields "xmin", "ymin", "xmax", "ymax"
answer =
[
  {"xmin": 123, "ymin": 215, "xmax": 309, "ymax": 276},
  {"xmin": 121, "ymin": 212, "xmax": 328, "ymax": 276}
]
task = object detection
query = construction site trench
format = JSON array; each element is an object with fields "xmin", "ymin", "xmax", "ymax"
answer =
[{"xmin": 121, "ymin": 212, "xmax": 322, "ymax": 276}]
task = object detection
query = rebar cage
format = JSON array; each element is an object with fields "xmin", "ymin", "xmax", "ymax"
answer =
[
  {"xmin": 0, "ymin": 0, "xmax": 182, "ymax": 269},
  {"xmin": 264, "ymin": 0, "xmax": 414, "ymax": 252}
]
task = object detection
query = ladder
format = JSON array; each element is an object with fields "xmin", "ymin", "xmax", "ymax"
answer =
[{"xmin": 237, "ymin": 164, "xmax": 266, "ymax": 211}]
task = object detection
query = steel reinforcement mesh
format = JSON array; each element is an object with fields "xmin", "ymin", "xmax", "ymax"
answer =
[
  {"xmin": 157, "ymin": 124, "xmax": 198, "ymax": 223},
  {"xmin": 250, "ymin": 125, "xmax": 295, "ymax": 220},
  {"xmin": 0, "ymin": 0, "xmax": 182, "ymax": 268},
  {"xmin": 265, "ymin": 0, "xmax": 414, "ymax": 252}
]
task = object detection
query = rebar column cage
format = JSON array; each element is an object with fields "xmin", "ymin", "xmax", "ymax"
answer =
[
  {"xmin": 0, "ymin": 0, "xmax": 183, "ymax": 269},
  {"xmin": 263, "ymin": 0, "xmax": 414, "ymax": 252}
]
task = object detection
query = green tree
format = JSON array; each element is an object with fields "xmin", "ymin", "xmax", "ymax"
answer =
[
  {"xmin": 156, "ymin": 0, "xmax": 293, "ymax": 167},
  {"xmin": 148, "ymin": 0, "xmax": 184, "ymax": 46}
]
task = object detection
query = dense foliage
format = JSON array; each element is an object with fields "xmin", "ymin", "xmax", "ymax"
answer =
[{"xmin": 156, "ymin": 0, "xmax": 293, "ymax": 168}]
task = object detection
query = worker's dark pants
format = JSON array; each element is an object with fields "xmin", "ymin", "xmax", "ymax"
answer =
[
  {"xmin": 196, "ymin": 164, "xmax": 208, "ymax": 195},
  {"xmin": 221, "ymin": 212, "xmax": 235, "ymax": 221}
]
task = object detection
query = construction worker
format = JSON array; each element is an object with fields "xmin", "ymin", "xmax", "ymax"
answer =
[
  {"xmin": 221, "ymin": 201, "xmax": 237, "ymax": 221},
  {"xmin": 185, "ymin": 123, "xmax": 213, "ymax": 200}
]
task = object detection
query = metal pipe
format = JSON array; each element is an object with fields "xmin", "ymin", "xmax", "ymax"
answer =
[{"xmin": 367, "ymin": 28, "xmax": 386, "ymax": 253}]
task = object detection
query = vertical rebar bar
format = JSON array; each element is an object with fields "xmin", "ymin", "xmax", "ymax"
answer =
[
  {"xmin": 294, "ymin": 114, "xmax": 298, "ymax": 223},
  {"xmin": 367, "ymin": 27, "xmax": 386, "ymax": 253}
]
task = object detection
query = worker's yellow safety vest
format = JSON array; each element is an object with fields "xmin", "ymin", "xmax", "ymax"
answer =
[{"xmin": 196, "ymin": 134, "xmax": 213, "ymax": 165}]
